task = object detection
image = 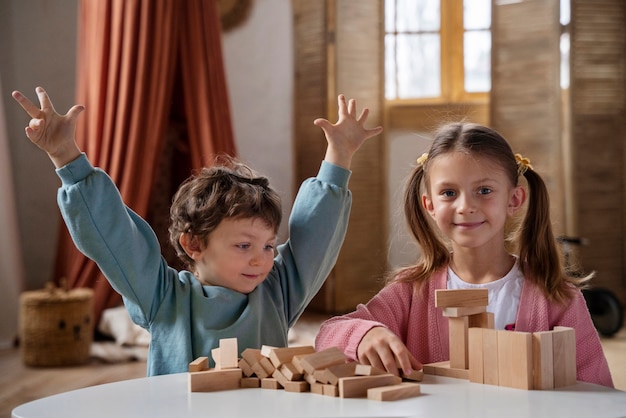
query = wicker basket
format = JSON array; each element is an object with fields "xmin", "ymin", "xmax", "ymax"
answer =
[{"xmin": 19, "ymin": 281, "xmax": 94, "ymax": 367}]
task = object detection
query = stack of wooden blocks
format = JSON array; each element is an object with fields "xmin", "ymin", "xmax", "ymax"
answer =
[
  {"xmin": 423, "ymin": 289, "xmax": 577, "ymax": 390},
  {"xmin": 188, "ymin": 338, "xmax": 423, "ymax": 401}
]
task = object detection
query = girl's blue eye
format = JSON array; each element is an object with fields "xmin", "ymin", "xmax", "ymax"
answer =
[
  {"xmin": 479, "ymin": 187, "xmax": 492, "ymax": 195},
  {"xmin": 442, "ymin": 190, "xmax": 455, "ymax": 197}
]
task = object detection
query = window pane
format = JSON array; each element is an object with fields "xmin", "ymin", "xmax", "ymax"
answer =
[
  {"xmin": 464, "ymin": 0, "xmax": 490, "ymax": 30},
  {"xmin": 464, "ymin": 31, "xmax": 491, "ymax": 92},
  {"xmin": 561, "ymin": 32, "xmax": 570, "ymax": 89},
  {"xmin": 385, "ymin": 35, "xmax": 397, "ymax": 99},
  {"xmin": 396, "ymin": 33, "xmax": 440, "ymax": 98},
  {"xmin": 396, "ymin": 0, "xmax": 440, "ymax": 32},
  {"xmin": 385, "ymin": 0, "xmax": 396, "ymax": 31}
]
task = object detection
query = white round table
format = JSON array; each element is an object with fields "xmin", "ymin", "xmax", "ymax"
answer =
[{"xmin": 12, "ymin": 372, "xmax": 626, "ymax": 417}]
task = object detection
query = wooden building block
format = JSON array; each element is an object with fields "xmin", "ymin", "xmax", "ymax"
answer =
[
  {"xmin": 322, "ymin": 361, "xmax": 357, "ymax": 385},
  {"xmin": 510, "ymin": 331, "xmax": 533, "ymax": 390},
  {"xmin": 532, "ymin": 331, "xmax": 554, "ymax": 390},
  {"xmin": 219, "ymin": 338, "xmax": 238, "ymax": 369},
  {"xmin": 241, "ymin": 377, "xmax": 261, "ymax": 388},
  {"xmin": 367, "ymin": 382, "xmax": 421, "ymax": 401},
  {"xmin": 312, "ymin": 369, "xmax": 328, "ymax": 383},
  {"xmin": 310, "ymin": 382, "xmax": 325, "ymax": 395},
  {"xmin": 304, "ymin": 373, "xmax": 318, "ymax": 385},
  {"xmin": 300, "ymin": 347, "xmax": 347, "ymax": 374},
  {"xmin": 355, "ymin": 364, "xmax": 386, "ymax": 376},
  {"xmin": 449, "ymin": 316, "xmax": 469, "ymax": 369},
  {"xmin": 468, "ymin": 311, "xmax": 495, "ymax": 329},
  {"xmin": 189, "ymin": 368, "xmax": 242, "ymax": 392},
  {"xmin": 497, "ymin": 330, "xmax": 514, "ymax": 388},
  {"xmin": 268, "ymin": 346, "xmax": 316, "ymax": 367},
  {"xmin": 435, "ymin": 289, "xmax": 488, "ymax": 308},
  {"xmin": 552, "ymin": 326, "xmax": 576, "ymax": 388},
  {"xmin": 401, "ymin": 368, "xmax": 424, "ymax": 382},
  {"xmin": 260, "ymin": 345, "xmax": 277, "ymax": 357},
  {"xmin": 272, "ymin": 368, "xmax": 291, "ymax": 387},
  {"xmin": 284, "ymin": 381, "xmax": 310, "ymax": 393},
  {"xmin": 422, "ymin": 361, "xmax": 470, "ymax": 379},
  {"xmin": 291, "ymin": 354, "xmax": 306, "ymax": 373},
  {"xmin": 189, "ymin": 356, "xmax": 209, "ymax": 372},
  {"xmin": 482, "ymin": 328, "xmax": 499, "ymax": 386},
  {"xmin": 338, "ymin": 374, "xmax": 402, "ymax": 398},
  {"xmin": 468, "ymin": 327, "xmax": 484, "ymax": 383},
  {"xmin": 443, "ymin": 305, "xmax": 487, "ymax": 317},
  {"xmin": 259, "ymin": 357, "xmax": 275, "ymax": 375},
  {"xmin": 251, "ymin": 362, "xmax": 270, "ymax": 379},
  {"xmin": 323, "ymin": 384, "xmax": 339, "ymax": 397},
  {"xmin": 241, "ymin": 348, "xmax": 264, "ymax": 367},
  {"xmin": 260, "ymin": 377, "xmax": 283, "ymax": 390},
  {"xmin": 211, "ymin": 348, "xmax": 221, "ymax": 369},
  {"xmin": 238, "ymin": 358, "xmax": 255, "ymax": 377},
  {"xmin": 280, "ymin": 363, "xmax": 303, "ymax": 381}
]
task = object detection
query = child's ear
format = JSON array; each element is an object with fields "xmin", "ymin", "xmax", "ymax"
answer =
[
  {"xmin": 507, "ymin": 185, "xmax": 526, "ymax": 215},
  {"xmin": 422, "ymin": 193, "xmax": 435, "ymax": 217},
  {"xmin": 179, "ymin": 233, "xmax": 202, "ymax": 259}
]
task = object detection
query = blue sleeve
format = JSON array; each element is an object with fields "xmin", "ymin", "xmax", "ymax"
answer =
[
  {"xmin": 272, "ymin": 161, "xmax": 352, "ymax": 327},
  {"xmin": 55, "ymin": 153, "xmax": 168, "ymax": 325}
]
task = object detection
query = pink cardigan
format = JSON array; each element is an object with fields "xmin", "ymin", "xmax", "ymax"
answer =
[{"xmin": 315, "ymin": 269, "xmax": 614, "ymax": 387}]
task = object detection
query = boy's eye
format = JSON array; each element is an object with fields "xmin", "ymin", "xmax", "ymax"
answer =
[
  {"xmin": 264, "ymin": 244, "xmax": 275, "ymax": 251},
  {"xmin": 237, "ymin": 243, "xmax": 251, "ymax": 250}
]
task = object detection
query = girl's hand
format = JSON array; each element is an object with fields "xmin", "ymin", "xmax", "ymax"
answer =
[
  {"xmin": 314, "ymin": 94, "xmax": 383, "ymax": 169},
  {"xmin": 357, "ymin": 326, "xmax": 422, "ymax": 376},
  {"xmin": 12, "ymin": 87, "xmax": 84, "ymax": 168}
]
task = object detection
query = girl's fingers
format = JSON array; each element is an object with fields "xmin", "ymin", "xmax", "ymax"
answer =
[
  {"xmin": 35, "ymin": 86, "xmax": 54, "ymax": 112},
  {"xmin": 347, "ymin": 98, "xmax": 356, "ymax": 118}
]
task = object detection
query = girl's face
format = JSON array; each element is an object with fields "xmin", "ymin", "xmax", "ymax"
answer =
[
  {"xmin": 421, "ymin": 152, "xmax": 525, "ymax": 251},
  {"xmin": 185, "ymin": 217, "xmax": 277, "ymax": 294}
]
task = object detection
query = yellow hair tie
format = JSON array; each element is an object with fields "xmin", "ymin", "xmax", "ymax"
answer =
[
  {"xmin": 416, "ymin": 152, "xmax": 429, "ymax": 166},
  {"xmin": 515, "ymin": 153, "xmax": 533, "ymax": 175}
]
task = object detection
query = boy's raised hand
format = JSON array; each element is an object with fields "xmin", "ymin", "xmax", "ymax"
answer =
[
  {"xmin": 314, "ymin": 94, "xmax": 383, "ymax": 170},
  {"xmin": 12, "ymin": 87, "xmax": 84, "ymax": 168}
]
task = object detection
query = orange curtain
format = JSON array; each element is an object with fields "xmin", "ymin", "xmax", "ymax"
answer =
[{"xmin": 55, "ymin": 0, "xmax": 237, "ymax": 326}]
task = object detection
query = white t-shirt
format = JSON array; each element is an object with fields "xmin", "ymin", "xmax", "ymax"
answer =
[{"xmin": 447, "ymin": 258, "xmax": 523, "ymax": 330}]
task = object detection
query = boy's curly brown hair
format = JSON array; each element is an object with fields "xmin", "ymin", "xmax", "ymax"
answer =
[{"xmin": 168, "ymin": 156, "xmax": 282, "ymax": 270}]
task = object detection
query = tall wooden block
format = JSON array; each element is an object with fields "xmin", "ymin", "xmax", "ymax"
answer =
[
  {"xmin": 510, "ymin": 331, "xmax": 533, "ymax": 390},
  {"xmin": 435, "ymin": 289, "xmax": 489, "ymax": 308},
  {"xmin": 468, "ymin": 311, "xmax": 495, "ymax": 329},
  {"xmin": 497, "ymin": 330, "xmax": 514, "ymax": 388},
  {"xmin": 552, "ymin": 326, "xmax": 576, "ymax": 388},
  {"xmin": 532, "ymin": 331, "xmax": 554, "ymax": 390},
  {"xmin": 449, "ymin": 316, "xmax": 469, "ymax": 369},
  {"xmin": 483, "ymin": 328, "xmax": 499, "ymax": 386},
  {"xmin": 219, "ymin": 338, "xmax": 238, "ymax": 369},
  {"xmin": 468, "ymin": 327, "xmax": 484, "ymax": 383}
]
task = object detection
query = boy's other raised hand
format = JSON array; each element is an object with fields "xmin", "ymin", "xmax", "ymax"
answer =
[
  {"xmin": 314, "ymin": 94, "xmax": 383, "ymax": 170},
  {"xmin": 12, "ymin": 87, "xmax": 84, "ymax": 168}
]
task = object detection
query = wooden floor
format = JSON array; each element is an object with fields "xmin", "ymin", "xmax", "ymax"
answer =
[{"xmin": 2, "ymin": 313, "xmax": 625, "ymax": 418}]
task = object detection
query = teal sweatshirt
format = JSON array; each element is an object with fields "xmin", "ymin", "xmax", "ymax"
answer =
[{"xmin": 56, "ymin": 154, "xmax": 351, "ymax": 376}]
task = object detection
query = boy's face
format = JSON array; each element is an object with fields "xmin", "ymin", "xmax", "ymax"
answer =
[{"xmin": 194, "ymin": 217, "xmax": 277, "ymax": 294}]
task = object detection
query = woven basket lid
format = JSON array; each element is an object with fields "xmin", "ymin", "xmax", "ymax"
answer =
[{"xmin": 20, "ymin": 280, "xmax": 93, "ymax": 305}]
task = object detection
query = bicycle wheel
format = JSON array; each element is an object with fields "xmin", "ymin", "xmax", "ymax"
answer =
[{"xmin": 582, "ymin": 288, "xmax": 624, "ymax": 337}]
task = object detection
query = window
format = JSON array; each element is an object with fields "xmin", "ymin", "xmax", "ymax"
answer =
[{"xmin": 385, "ymin": 0, "xmax": 491, "ymax": 103}]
